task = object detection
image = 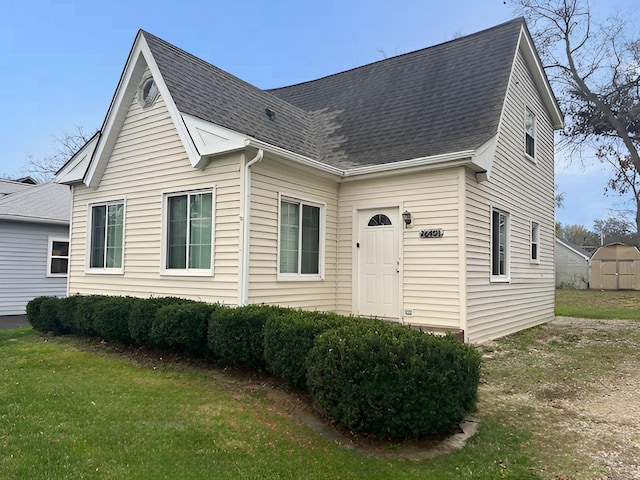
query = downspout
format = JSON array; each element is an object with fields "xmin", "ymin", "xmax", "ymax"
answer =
[{"xmin": 240, "ymin": 148, "xmax": 264, "ymax": 306}]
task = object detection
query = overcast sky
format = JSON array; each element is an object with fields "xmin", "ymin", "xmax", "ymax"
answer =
[{"xmin": 0, "ymin": 0, "xmax": 635, "ymax": 229}]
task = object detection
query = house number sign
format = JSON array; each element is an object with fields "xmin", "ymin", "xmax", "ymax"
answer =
[{"xmin": 419, "ymin": 228, "xmax": 444, "ymax": 239}]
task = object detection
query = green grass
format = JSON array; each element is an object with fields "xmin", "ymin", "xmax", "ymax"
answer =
[
  {"xmin": 555, "ymin": 289, "xmax": 640, "ymax": 319},
  {"xmin": 0, "ymin": 327, "xmax": 540, "ymax": 479}
]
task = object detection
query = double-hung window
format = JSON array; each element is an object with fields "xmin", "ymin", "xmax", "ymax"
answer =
[
  {"xmin": 89, "ymin": 201, "xmax": 124, "ymax": 272},
  {"xmin": 531, "ymin": 221, "xmax": 540, "ymax": 262},
  {"xmin": 491, "ymin": 208, "xmax": 509, "ymax": 280},
  {"xmin": 164, "ymin": 189, "xmax": 213, "ymax": 273},
  {"xmin": 525, "ymin": 108, "xmax": 536, "ymax": 158},
  {"xmin": 47, "ymin": 237, "xmax": 69, "ymax": 276},
  {"xmin": 279, "ymin": 196, "xmax": 323, "ymax": 278}
]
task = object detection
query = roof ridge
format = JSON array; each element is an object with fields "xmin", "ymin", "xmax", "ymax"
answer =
[{"xmin": 268, "ymin": 17, "xmax": 524, "ymax": 93}]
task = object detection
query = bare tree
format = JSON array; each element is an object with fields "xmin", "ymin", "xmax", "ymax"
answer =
[
  {"xmin": 22, "ymin": 126, "xmax": 92, "ymax": 183},
  {"xmin": 512, "ymin": 0, "xmax": 640, "ymax": 230}
]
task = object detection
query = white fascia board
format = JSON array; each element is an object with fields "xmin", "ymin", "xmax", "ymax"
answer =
[
  {"xmin": 340, "ymin": 150, "xmax": 475, "ymax": 180},
  {"xmin": 0, "ymin": 214, "xmax": 69, "ymax": 226},
  {"xmin": 84, "ymin": 32, "xmax": 202, "ymax": 188},
  {"xmin": 518, "ymin": 26, "xmax": 564, "ymax": 129},
  {"xmin": 54, "ymin": 133, "xmax": 99, "ymax": 185}
]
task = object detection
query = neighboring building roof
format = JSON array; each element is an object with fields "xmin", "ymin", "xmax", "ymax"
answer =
[
  {"xmin": 556, "ymin": 237, "xmax": 591, "ymax": 260},
  {"xmin": 0, "ymin": 182, "xmax": 70, "ymax": 224},
  {"xmin": 0, "ymin": 178, "xmax": 34, "ymax": 197}
]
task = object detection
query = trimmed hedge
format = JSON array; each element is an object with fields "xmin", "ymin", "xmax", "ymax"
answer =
[
  {"xmin": 263, "ymin": 310, "xmax": 344, "ymax": 388},
  {"xmin": 129, "ymin": 297, "xmax": 189, "ymax": 346},
  {"xmin": 150, "ymin": 301, "xmax": 217, "ymax": 356},
  {"xmin": 306, "ymin": 321, "xmax": 482, "ymax": 439},
  {"xmin": 208, "ymin": 305, "xmax": 280, "ymax": 370},
  {"xmin": 92, "ymin": 296, "xmax": 137, "ymax": 344},
  {"xmin": 25, "ymin": 294, "xmax": 482, "ymax": 440}
]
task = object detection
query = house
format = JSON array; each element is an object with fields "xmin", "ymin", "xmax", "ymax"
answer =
[
  {"xmin": 555, "ymin": 237, "xmax": 590, "ymax": 289},
  {"xmin": 590, "ymin": 243, "xmax": 640, "ymax": 290},
  {"xmin": 55, "ymin": 18, "xmax": 563, "ymax": 343},
  {"xmin": 0, "ymin": 180, "xmax": 70, "ymax": 315}
]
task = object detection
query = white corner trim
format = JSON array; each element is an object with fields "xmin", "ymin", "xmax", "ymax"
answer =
[
  {"xmin": 470, "ymin": 135, "xmax": 498, "ymax": 180},
  {"xmin": 54, "ymin": 133, "xmax": 99, "ymax": 185},
  {"xmin": 182, "ymin": 114, "xmax": 248, "ymax": 160}
]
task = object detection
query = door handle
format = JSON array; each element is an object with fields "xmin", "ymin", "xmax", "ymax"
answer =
[{"xmin": 396, "ymin": 260, "xmax": 400, "ymax": 273}]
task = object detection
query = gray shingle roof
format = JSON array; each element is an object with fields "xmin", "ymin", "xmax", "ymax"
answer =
[
  {"xmin": 0, "ymin": 178, "xmax": 33, "ymax": 197},
  {"xmin": 143, "ymin": 18, "xmax": 523, "ymax": 170},
  {"xmin": 0, "ymin": 182, "xmax": 70, "ymax": 223}
]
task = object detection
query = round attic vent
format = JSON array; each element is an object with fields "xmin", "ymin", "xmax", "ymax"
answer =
[{"xmin": 138, "ymin": 77, "xmax": 159, "ymax": 108}]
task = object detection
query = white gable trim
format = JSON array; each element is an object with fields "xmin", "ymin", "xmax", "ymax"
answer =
[
  {"xmin": 84, "ymin": 32, "xmax": 202, "ymax": 189},
  {"xmin": 518, "ymin": 25, "xmax": 564, "ymax": 129},
  {"xmin": 54, "ymin": 132, "xmax": 100, "ymax": 185}
]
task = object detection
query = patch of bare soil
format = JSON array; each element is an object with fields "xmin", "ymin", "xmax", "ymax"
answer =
[{"xmin": 485, "ymin": 317, "xmax": 640, "ymax": 480}]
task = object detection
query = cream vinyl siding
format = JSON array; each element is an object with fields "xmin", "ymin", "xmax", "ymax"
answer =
[
  {"xmin": 247, "ymin": 156, "xmax": 338, "ymax": 310},
  {"xmin": 68, "ymin": 91, "xmax": 242, "ymax": 304},
  {"xmin": 337, "ymin": 168, "xmax": 463, "ymax": 329},
  {"xmin": 465, "ymin": 49, "xmax": 556, "ymax": 343}
]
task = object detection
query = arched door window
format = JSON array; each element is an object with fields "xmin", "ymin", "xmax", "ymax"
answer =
[{"xmin": 367, "ymin": 214, "xmax": 392, "ymax": 226}]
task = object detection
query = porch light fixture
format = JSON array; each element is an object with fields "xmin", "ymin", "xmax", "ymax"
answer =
[{"xmin": 402, "ymin": 210, "xmax": 412, "ymax": 227}]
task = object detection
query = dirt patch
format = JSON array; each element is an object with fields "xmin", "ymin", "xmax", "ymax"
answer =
[{"xmin": 483, "ymin": 316, "xmax": 640, "ymax": 480}]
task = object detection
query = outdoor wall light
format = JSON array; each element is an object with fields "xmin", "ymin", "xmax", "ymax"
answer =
[{"xmin": 402, "ymin": 210, "xmax": 412, "ymax": 227}]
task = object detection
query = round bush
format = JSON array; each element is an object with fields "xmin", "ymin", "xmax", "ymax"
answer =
[
  {"xmin": 208, "ymin": 305, "xmax": 276, "ymax": 370},
  {"xmin": 57, "ymin": 295, "xmax": 81, "ymax": 334},
  {"xmin": 129, "ymin": 297, "xmax": 190, "ymax": 346},
  {"xmin": 92, "ymin": 296, "xmax": 137, "ymax": 343},
  {"xmin": 264, "ymin": 310, "xmax": 345, "ymax": 388},
  {"xmin": 150, "ymin": 301, "xmax": 216, "ymax": 355},
  {"xmin": 72, "ymin": 295, "xmax": 107, "ymax": 337},
  {"xmin": 306, "ymin": 321, "xmax": 481, "ymax": 439},
  {"xmin": 26, "ymin": 296, "xmax": 61, "ymax": 333}
]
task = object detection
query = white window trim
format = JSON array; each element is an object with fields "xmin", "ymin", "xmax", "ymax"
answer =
[
  {"xmin": 160, "ymin": 187, "xmax": 215, "ymax": 277},
  {"xmin": 490, "ymin": 207, "xmax": 510, "ymax": 283},
  {"xmin": 524, "ymin": 106, "xmax": 536, "ymax": 163},
  {"xmin": 530, "ymin": 220, "xmax": 540, "ymax": 264},
  {"xmin": 85, "ymin": 199, "xmax": 126, "ymax": 275},
  {"xmin": 277, "ymin": 193, "xmax": 325, "ymax": 282},
  {"xmin": 47, "ymin": 236, "xmax": 69, "ymax": 278}
]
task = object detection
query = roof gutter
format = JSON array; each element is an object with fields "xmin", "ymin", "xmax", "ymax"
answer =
[
  {"xmin": 0, "ymin": 214, "xmax": 69, "ymax": 226},
  {"xmin": 240, "ymin": 148, "xmax": 264, "ymax": 306}
]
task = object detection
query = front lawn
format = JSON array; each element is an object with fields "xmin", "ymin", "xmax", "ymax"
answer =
[
  {"xmin": 555, "ymin": 289, "xmax": 640, "ymax": 320},
  {"xmin": 3, "ymin": 310, "xmax": 639, "ymax": 479}
]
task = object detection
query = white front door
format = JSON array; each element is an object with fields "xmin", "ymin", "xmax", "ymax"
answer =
[{"xmin": 357, "ymin": 207, "xmax": 400, "ymax": 318}]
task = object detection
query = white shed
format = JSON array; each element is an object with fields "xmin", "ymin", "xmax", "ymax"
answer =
[{"xmin": 555, "ymin": 237, "xmax": 590, "ymax": 289}]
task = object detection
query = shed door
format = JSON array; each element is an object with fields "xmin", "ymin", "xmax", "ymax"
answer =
[
  {"xmin": 356, "ymin": 208, "xmax": 400, "ymax": 318},
  {"xmin": 600, "ymin": 261, "xmax": 618, "ymax": 290},
  {"xmin": 618, "ymin": 260, "xmax": 635, "ymax": 290}
]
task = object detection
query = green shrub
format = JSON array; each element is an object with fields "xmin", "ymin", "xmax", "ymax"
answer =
[
  {"xmin": 26, "ymin": 296, "xmax": 61, "ymax": 333},
  {"xmin": 208, "ymin": 305, "xmax": 276, "ymax": 370},
  {"xmin": 73, "ymin": 295, "xmax": 106, "ymax": 337},
  {"xmin": 57, "ymin": 295, "xmax": 80, "ymax": 334},
  {"xmin": 306, "ymin": 321, "xmax": 482, "ymax": 439},
  {"xmin": 150, "ymin": 301, "xmax": 217, "ymax": 355},
  {"xmin": 129, "ymin": 297, "xmax": 190, "ymax": 346},
  {"xmin": 264, "ymin": 310, "xmax": 345, "ymax": 388},
  {"xmin": 92, "ymin": 296, "xmax": 136, "ymax": 343}
]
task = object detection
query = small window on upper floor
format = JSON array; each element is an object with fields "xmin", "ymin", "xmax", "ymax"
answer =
[{"xmin": 525, "ymin": 108, "xmax": 536, "ymax": 158}]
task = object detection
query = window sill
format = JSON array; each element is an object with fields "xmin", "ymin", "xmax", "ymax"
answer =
[
  {"xmin": 524, "ymin": 153, "xmax": 536, "ymax": 164},
  {"xmin": 85, "ymin": 268, "xmax": 124, "ymax": 275},
  {"xmin": 277, "ymin": 274, "xmax": 323, "ymax": 282},
  {"xmin": 46, "ymin": 273, "xmax": 68, "ymax": 278},
  {"xmin": 490, "ymin": 275, "xmax": 511, "ymax": 284},
  {"xmin": 160, "ymin": 269, "xmax": 213, "ymax": 277}
]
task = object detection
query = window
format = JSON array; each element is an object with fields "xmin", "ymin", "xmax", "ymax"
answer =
[
  {"xmin": 279, "ymin": 197, "xmax": 322, "ymax": 276},
  {"xmin": 367, "ymin": 214, "xmax": 392, "ymax": 226},
  {"xmin": 89, "ymin": 201, "xmax": 124, "ymax": 271},
  {"xmin": 138, "ymin": 77, "xmax": 159, "ymax": 108},
  {"xmin": 531, "ymin": 221, "xmax": 539, "ymax": 262},
  {"xmin": 491, "ymin": 208, "xmax": 509, "ymax": 278},
  {"xmin": 525, "ymin": 108, "xmax": 536, "ymax": 158},
  {"xmin": 47, "ymin": 237, "xmax": 69, "ymax": 276},
  {"xmin": 165, "ymin": 190, "xmax": 213, "ymax": 272}
]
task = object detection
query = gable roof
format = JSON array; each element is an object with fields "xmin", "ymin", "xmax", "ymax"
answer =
[
  {"xmin": 0, "ymin": 182, "xmax": 70, "ymax": 225},
  {"xmin": 58, "ymin": 18, "xmax": 563, "ymax": 186},
  {"xmin": 556, "ymin": 237, "xmax": 591, "ymax": 260}
]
